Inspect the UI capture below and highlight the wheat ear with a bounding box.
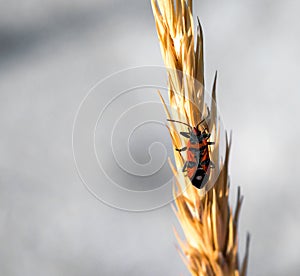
[151,1,250,275]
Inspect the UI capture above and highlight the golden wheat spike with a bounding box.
[151,1,250,275]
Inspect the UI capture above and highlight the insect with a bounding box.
[167,114,214,189]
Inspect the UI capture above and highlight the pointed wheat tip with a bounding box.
[237,186,241,201]
[212,71,218,93]
[241,233,251,276]
[196,16,203,35]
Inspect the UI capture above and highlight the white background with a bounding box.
[0,0,299,275]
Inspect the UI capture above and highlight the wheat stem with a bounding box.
[151,1,250,275]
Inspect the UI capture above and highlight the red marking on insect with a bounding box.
[168,112,214,189]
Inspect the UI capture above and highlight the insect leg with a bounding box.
[182,162,188,172]
[176,147,187,152]
[202,133,211,139]
[182,161,197,172]
[180,132,190,138]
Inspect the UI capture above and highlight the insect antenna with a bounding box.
[196,108,211,129]
[167,119,192,129]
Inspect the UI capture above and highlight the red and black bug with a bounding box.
[168,115,214,189]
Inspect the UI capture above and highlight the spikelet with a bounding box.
[151,1,250,275]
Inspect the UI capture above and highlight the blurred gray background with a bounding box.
[0,0,300,275]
